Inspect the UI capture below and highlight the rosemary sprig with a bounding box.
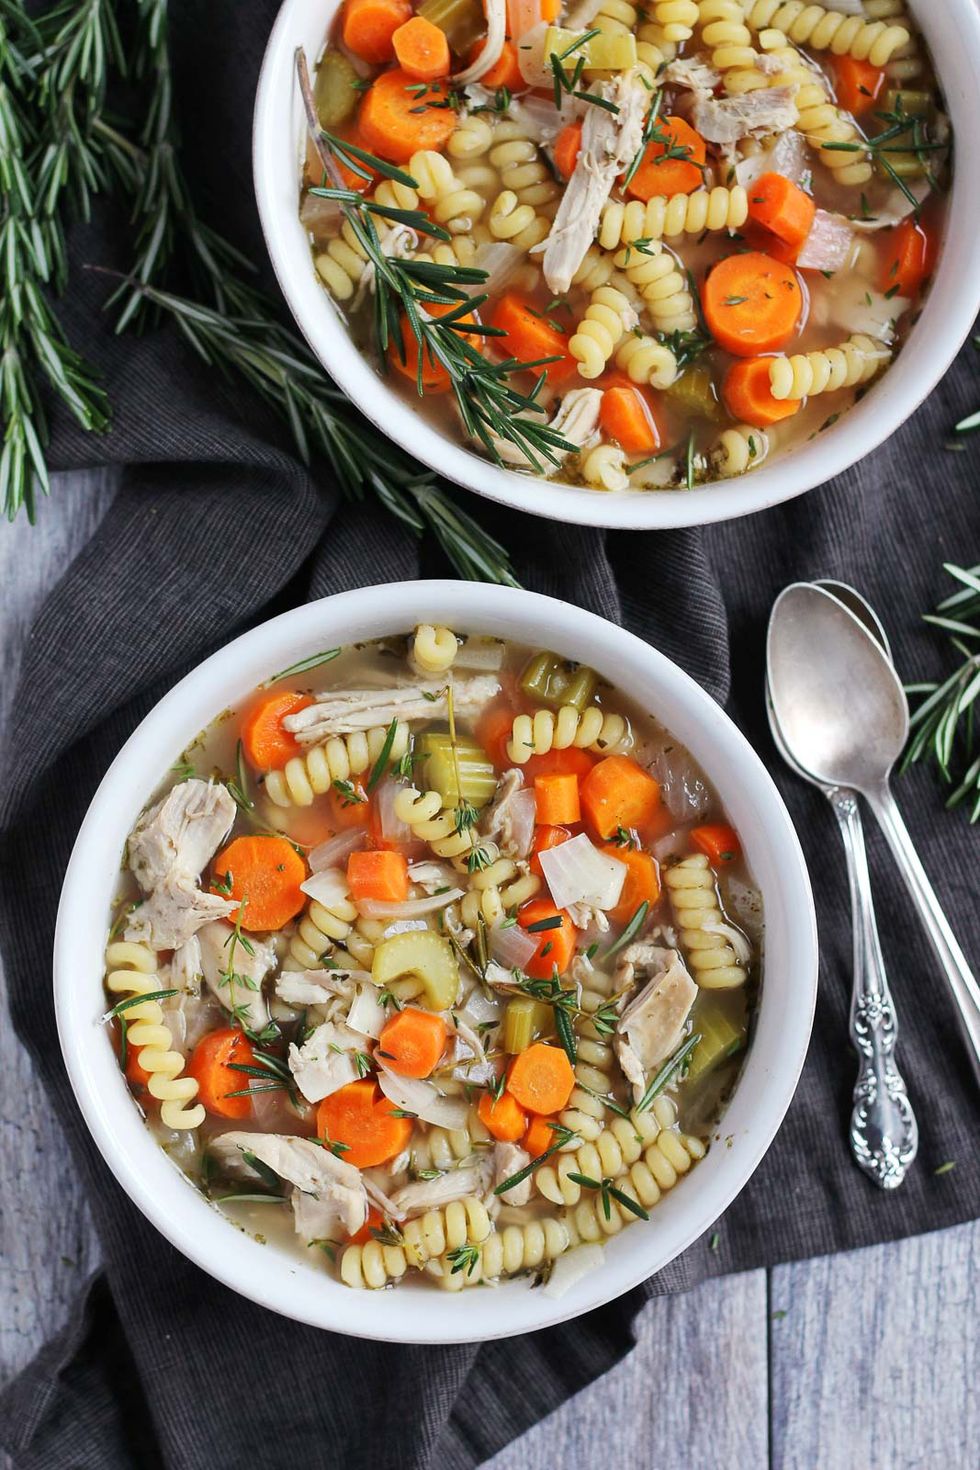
[567,1172,650,1222]
[635,1032,701,1113]
[493,1122,578,1194]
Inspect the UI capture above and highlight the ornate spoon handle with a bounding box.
[828,787,918,1189]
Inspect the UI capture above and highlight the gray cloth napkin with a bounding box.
[1,3,978,1466]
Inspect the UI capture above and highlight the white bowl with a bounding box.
[253,0,980,530]
[56,582,816,1342]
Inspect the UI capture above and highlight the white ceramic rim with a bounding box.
[252,0,980,530]
[55,582,817,1342]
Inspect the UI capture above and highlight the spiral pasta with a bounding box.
[615,333,679,389]
[448,113,495,162]
[614,240,697,333]
[601,186,748,250]
[582,445,629,492]
[488,188,551,252]
[741,1,909,66]
[488,122,560,211]
[283,883,377,971]
[506,705,633,764]
[709,424,769,476]
[536,1103,673,1204]
[394,787,475,859]
[762,40,872,184]
[664,853,748,988]
[415,1112,492,1171]
[572,246,617,293]
[411,236,479,270]
[409,149,485,234]
[313,178,421,301]
[562,1130,707,1242]
[570,285,637,380]
[410,623,458,674]
[434,1218,571,1288]
[698,0,761,81]
[768,334,890,399]
[863,0,920,80]
[340,1197,492,1287]
[264,722,410,807]
[105,942,205,1130]
[460,857,541,927]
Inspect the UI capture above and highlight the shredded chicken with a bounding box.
[664,57,719,99]
[408,860,458,893]
[493,1143,532,1206]
[485,387,603,467]
[389,1161,492,1217]
[283,676,500,743]
[196,919,275,1033]
[208,1132,368,1239]
[275,968,360,1007]
[734,129,809,189]
[614,944,697,1102]
[124,779,237,949]
[125,877,235,951]
[567,901,610,933]
[288,1020,367,1103]
[482,769,535,858]
[692,87,799,145]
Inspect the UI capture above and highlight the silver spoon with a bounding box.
[767,583,916,1188]
[768,583,980,1095]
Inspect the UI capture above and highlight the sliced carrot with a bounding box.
[627,115,706,200]
[602,845,660,926]
[523,1112,561,1156]
[317,1079,412,1167]
[347,848,409,903]
[722,358,802,428]
[359,68,456,163]
[581,755,661,840]
[540,0,561,16]
[834,54,886,117]
[389,299,477,392]
[211,835,307,931]
[241,691,313,771]
[478,1088,527,1142]
[393,16,451,80]
[530,823,573,877]
[533,772,581,827]
[469,37,525,92]
[746,172,816,249]
[507,1042,575,1115]
[348,1205,383,1245]
[600,384,661,455]
[377,1007,447,1078]
[305,133,375,195]
[701,251,803,357]
[477,701,519,770]
[325,779,371,831]
[490,293,576,384]
[554,120,583,181]
[742,222,800,266]
[690,823,742,865]
[879,218,936,298]
[342,0,411,64]
[517,898,576,978]
[521,746,597,782]
[187,1028,256,1120]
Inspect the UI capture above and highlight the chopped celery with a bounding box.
[418,0,485,52]
[875,91,935,180]
[314,49,360,129]
[372,931,459,1011]
[543,26,638,73]
[417,732,498,808]
[665,366,723,423]
[519,651,598,711]
[687,1004,746,1081]
[503,997,553,1054]
[883,89,933,118]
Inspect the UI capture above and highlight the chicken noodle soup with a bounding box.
[298,1,948,492]
[106,627,762,1290]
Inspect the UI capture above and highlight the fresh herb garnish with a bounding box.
[635,1032,702,1113]
[265,649,342,683]
[567,1172,650,1221]
[493,1123,578,1194]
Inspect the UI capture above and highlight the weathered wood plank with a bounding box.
[0,470,117,1384]
[770,1220,980,1470]
[484,1269,770,1470]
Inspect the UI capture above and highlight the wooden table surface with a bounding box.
[1,470,976,1470]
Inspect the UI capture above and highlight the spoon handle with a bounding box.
[866,783,980,1084]
[828,788,918,1188]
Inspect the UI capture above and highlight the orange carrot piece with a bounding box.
[722,358,802,428]
[834,54,886,117]
[389,299,477,392]
[124,1037,152,1089]
[530,823,573,877]
[325,779,371,831]
[741,222,800,266]
[211,835,307,931]
[580,755,661,840]
[533,772,581,827]
[879,218,935,298]
[317,1080,413,1167]
[517,898,576,978]
[523,1112,561,1156]
[469,37,525,92]
[602,845,660,926]
[490,293,576,383]
[540,0,561,16]
[627,115,706,200]
[347,848,409,903]
[393,16,451,80]
[377,1007,447,1078]
[187,1028,256,1120]
[522,745,597,782]
[746,172,816,249]
[600,385,661,455]
[554,120,583,180]
[342,0,411,64]
[690,823,742,865]
[701,252,803,356]
[478,1088,527,1142]
[477,701,519,770]
[348,1205,383,1245]
[305,133,375,195]
[241,691,313,771]
[359,68,456,163]
[507,1042,575,1115]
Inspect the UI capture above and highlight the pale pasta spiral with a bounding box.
[763,41,872,184]
[283,883,377,971]
[434,1218,571,1288]
[409,149,485,234]
[411,236,479,269]
[313,179,420,301]
[447,113,495,161]
[410,623,458,674]
[742,1,909,66]
[264,722,410,807]
[570,285,637,380]
[536,1103,672,1204]
[601,186,748,249]
[664,854,748,988]
[559,1048,618,1144]
[614,241,697,333]
[506,705,633,764]
[460,857,541,927]
[582,444,630,492]
[572,246,617,293]
[562,1130,707,1242]
[768,334,890,399]
[341,1197,492,1287]
[414,1111,491,1171]
[863,1,920,80]
[710,424,769,476]
[698,0,760,79]
[615,333,679,389]
[394,787,475,859]
[488,123,560,211]
[488,189,551,252]
[105,942,205,1130]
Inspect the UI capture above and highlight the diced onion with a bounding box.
[377,1064,470,1129]
[645,748,710,820]
[452,0,507,85]
[376,777,415,847]
[489,920,539,970]
[300,867,349,905]
[473,242,527,295]
[497,787,536,859]
[516,21,551,87]
[543,1243,606,1298]
[539,833,627,911]
[308,828,366,873]
[358,889,466,919]
[346,983,387,1039]
[796,210,853,273]
[454,637,506,672]
[735,129,809,189]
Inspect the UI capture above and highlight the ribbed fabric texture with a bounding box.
[1,3,978,1465]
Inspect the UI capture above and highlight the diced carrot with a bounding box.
[879,218,936,298]
[389,300,477,392]
[746,172,816,249]
[533,772,581,827]
[342,0,411,64]
[834,54,886,117]
[580,755,661,840]
[521,746,597,782]
[124,1037,151,1089]
[517,898,576,978]
[325,779,371,831]
[478,1087,527,1142]
[554,120,583,181]
[626,115,706,200]
[507,1042,575,1115]
[602,845,660,925]
[530,823,574,877]
[741,222,800,266]
[317,1080,413,1167]
[476,701,518,771]
[348,1205,383,1245]
[540,0,561,15]
[305,133,375,195]
[690,823,742,865]
[359,68,456,163]
[376,1007,447,1078]
[490,293,576,384]
[393,16,451,80]
[210,835,307,931]
[523,1112,561,1156]
[722,358,802,428]
[701,252,803,356]
[347,848,409,903]
[600,385,661,455]
[187,1028,256,1120]
[241,691,313,771]
[469,37,525,92]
